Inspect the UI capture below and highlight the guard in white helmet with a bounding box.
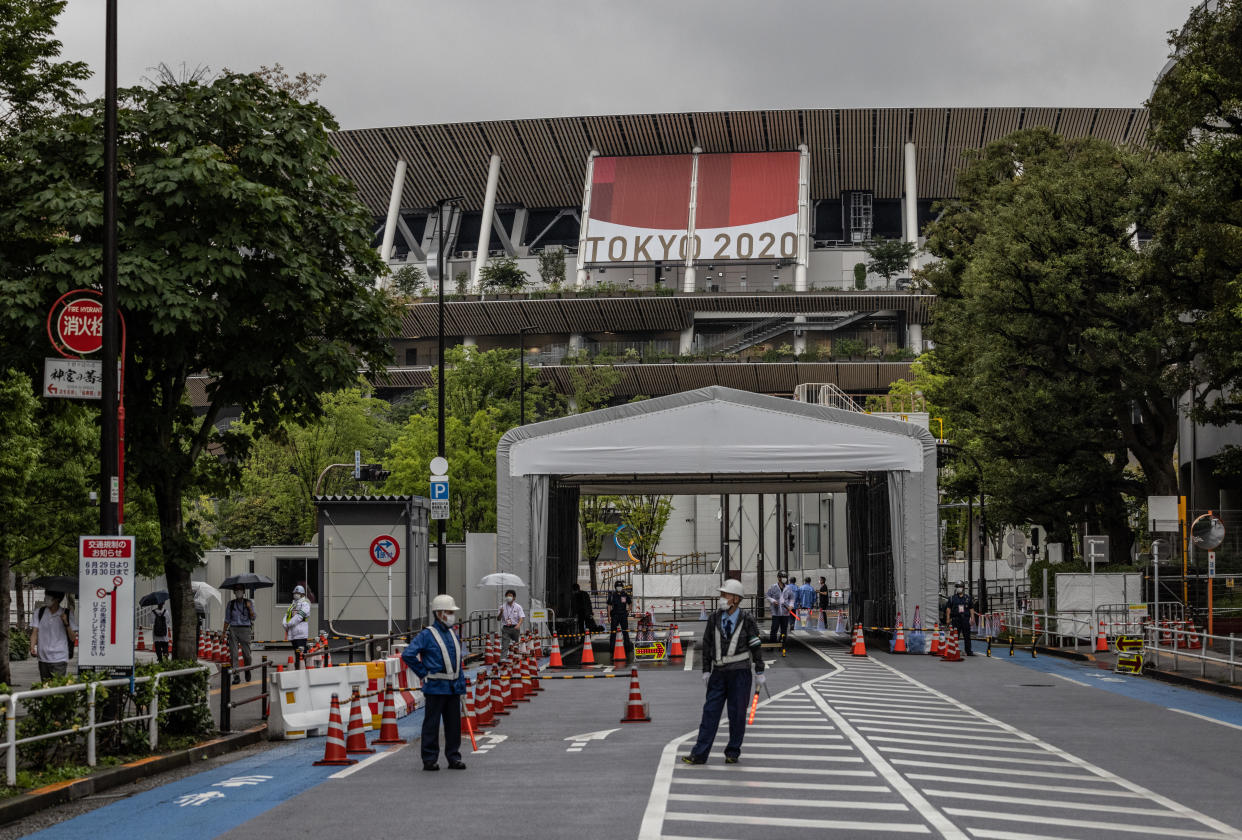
[402,594,468,771]
[282,585,312,663]
[682,579,765,765]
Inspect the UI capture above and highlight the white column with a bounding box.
[679,326,695,355]
[576,152,598,288]
[795,145,810,292]
[903,142,918,275]
[907,322,922,353]
[471,154,502,294]
[378,159,407,282]
[683,147,702,293]
[793,318,807,354]
[462,336,477,348]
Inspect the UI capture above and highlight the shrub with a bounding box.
[454,270,470,295]
[536,247,566,287]
[480,257,529,292]
[390,264,427,297]
[9,628,29,661]
[853,263,867,290]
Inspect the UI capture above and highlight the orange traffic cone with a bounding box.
[942,627,962,662]
[374,685,407,745]
[490,665,508,716]
[197,633,207,660]
[580,631,596,666]
[313,693,357,766]
[515,657,532,701]
[474,672,495,727]
[612,629,627,663]
[850,623,867,656]
[533,633,543,659]
[527,655,541,693]
[669,624,684,659]
[459,679,478,735]
[1095,620,1108,653]
[501,664,516,709]
[344,688,375,754]
[548,633,564,669]
[619,667,651,723]
[136,626,146,651]
[892,615,907,654]
[929,622,941,656]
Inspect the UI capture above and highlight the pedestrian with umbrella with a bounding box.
[220,574,273,685]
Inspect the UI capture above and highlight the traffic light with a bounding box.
[357,463,390,482]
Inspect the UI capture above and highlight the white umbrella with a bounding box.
[477,573,526,588]
[191,581,223,607]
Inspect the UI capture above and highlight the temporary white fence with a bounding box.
[0,665,209,786]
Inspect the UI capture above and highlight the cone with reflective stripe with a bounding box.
[197,632,207,660]
[474,671,495,727]
[612,629,627,663]
[490,665,508,716]
[1094,620,1108,653]
[816,609,826,631]
[548,632,564,669]
[619,667,651,723]
[500,664,516,709]
[580,630,596,666]
[374,684,407,745]
[892,615,907,653]
[459,678,479,734]
[136,626,146,651]
[533,633,543,659]
[850,623,867,656]
[344,688,375,754]
[516,657,532,701]
[941,627,962,662]
[834,611,845,633]
[929,622,941,655]
[668,624,684,659]
[313,693,357,766]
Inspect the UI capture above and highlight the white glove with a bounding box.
[702,671,710,682]
[756,673,766,685]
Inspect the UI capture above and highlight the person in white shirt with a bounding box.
[30,591,78,682]
[282,584,313,663]
[497,589,525,651]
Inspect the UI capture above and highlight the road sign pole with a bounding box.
[388,566,393,635]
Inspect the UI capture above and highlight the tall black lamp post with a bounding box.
[101,0,119,536]
[435,195,462,596]
[518,325,535,425]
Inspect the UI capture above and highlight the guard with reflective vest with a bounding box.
[683,579,766,765]
[402,594,468,771]
[944,583,977,657]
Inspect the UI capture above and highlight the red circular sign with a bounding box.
[57,298,103,355]
[370,535,400,567]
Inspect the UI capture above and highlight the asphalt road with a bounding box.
[9,630,1242,840]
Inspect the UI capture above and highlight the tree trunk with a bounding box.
[14,572,24,630]
[155,478,199,661]
[588,555,598,591]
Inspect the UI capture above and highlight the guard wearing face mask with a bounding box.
[606,581,633,659]
[683,579,765,765]
[945,583,977,656]
[402,594,468,771]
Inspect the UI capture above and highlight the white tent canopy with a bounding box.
[496,386,938,619]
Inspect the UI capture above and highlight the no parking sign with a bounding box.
[369,535,400,567]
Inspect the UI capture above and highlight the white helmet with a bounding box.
[719,579,745,598]
[430,594,458,612]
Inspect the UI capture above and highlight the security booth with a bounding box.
[313,494,432,637]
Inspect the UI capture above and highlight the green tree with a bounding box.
[536,247,566,288]
[613,495,673,572]
[579,495,618,590]
[923,128,1199,560]
[852,262,867,290]
[479,256,529,293]
[564,361,622,414]
[0,73,398,658]
[864,237,917,288]
[391,265,428,298]
[0,0,88,136]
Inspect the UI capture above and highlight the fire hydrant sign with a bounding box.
[79,536,136,669]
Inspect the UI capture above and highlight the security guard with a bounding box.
[402,594,468,770]
[765,571,797,643]
[606,580,633,658]
[945,583,978,656]
[683,579,765,765]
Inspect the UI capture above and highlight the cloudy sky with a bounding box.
[54,1,1194,130]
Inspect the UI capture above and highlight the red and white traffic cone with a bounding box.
[942,627,962,662]
[312,694,357,766]
[490,665,508,717]
[668,624,684,659]
[580,630,596,666]
[374,685,407,745]
[548,633,564,669]
[500,664,516,710]
[929,622,941,656]
[474,671,495,727]
[533,633,543,660]
[892,614,907,654]
[1095,620,1108,653]
[515,657,532,702]
[459,679,478,735]
[527,655,542,693]
[619,667,651,723]
[344,688,375,754]
[136,626,146,651]
[612,629,627,663]
[850,623,867,656]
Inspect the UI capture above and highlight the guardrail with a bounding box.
[0,666,209,786]
[1143,624,1242,684]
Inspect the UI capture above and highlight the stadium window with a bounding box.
[803,522,820,555]
[276,556,317,604]
[404,347,418,366]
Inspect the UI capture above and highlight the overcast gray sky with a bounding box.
[54,1,1194,130]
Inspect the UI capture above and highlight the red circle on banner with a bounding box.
[57,298,104,355]
[370,535,400,567]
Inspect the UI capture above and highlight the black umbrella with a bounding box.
[220,573,274,591]
[29,575,79,597]
[139,591,170,607]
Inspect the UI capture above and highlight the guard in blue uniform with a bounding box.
[683,579,765,765]
[945,583,977,656]
[402,594,468,770]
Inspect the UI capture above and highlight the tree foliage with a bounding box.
[0,0,88,136]
[0,73,398,657]
[536,247,566,287]
[864,237,917,285]
[479,256,529,293]
[613,495,673,572]
[579,495,618,590]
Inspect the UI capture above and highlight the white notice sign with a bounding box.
[44,357,103,400]
[79,536,136,669]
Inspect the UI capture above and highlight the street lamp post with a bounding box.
[435,195,462,596]
[518,325,535,425]
[938,444,988,613]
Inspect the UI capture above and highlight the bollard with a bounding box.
[221,665,232,732]
[261,659,270,720]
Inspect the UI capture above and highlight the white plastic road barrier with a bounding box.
[268,663,368,740]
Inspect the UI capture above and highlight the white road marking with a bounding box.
[746,723,836,730]
[683,649,694,671]
[890,760,1107,781]
[1169,708,1242,732]
[904,773,1145,798]
[875,747,1069,767]
[841,717,1004,733]
[677,751,863,763]
[1052,673,1089,687]
[943,808,1231,838]
[663,812,931,833]
[668,792,909,811]
[718,742,854,750]
[857,727,1022,743]
[328,744,403,778]
[670,777,889,793]
[925,788,1197,817]
[746,732,843,739]
[690,765,878,777]
[867,737,1048,755]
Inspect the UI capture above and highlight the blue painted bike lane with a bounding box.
[27,707,426,840]
[1002,652,1242,727]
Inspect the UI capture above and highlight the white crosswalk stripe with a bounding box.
[640,638,1242,840]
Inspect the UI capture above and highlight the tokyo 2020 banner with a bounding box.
[581,151,800,264]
